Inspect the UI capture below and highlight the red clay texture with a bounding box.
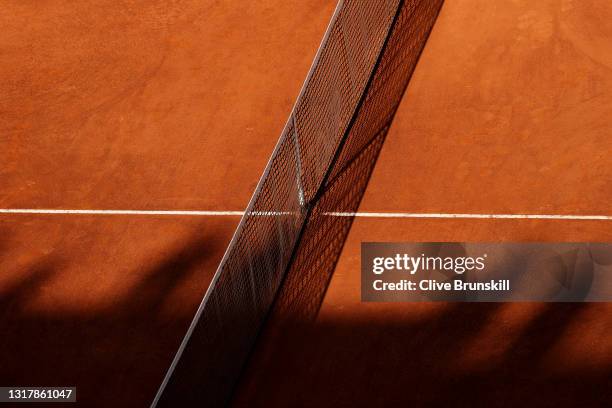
[233,1,612,407]
[0,1,335,407]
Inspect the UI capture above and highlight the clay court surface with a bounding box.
[1,1,336,406]
[1,0,611,407]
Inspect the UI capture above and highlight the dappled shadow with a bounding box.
[0,228,226,408]
[232,302,612,407]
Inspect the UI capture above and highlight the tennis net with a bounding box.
[153,0,443,406]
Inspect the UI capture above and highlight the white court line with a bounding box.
[0,209,244,216]
[327,212,612,220]
[0,208,610,220]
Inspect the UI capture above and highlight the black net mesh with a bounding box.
[153,1,444,406]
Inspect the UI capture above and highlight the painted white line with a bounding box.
[326,212,612,220]
[0,209,244,216]
[0,208,610,220]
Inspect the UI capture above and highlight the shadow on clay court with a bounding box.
[1,221,610,408]
[0,227,225,407]
[233,300,611,407]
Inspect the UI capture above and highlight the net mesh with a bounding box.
[153,0,444,406]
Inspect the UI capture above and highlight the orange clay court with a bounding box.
[1,1,611,407]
